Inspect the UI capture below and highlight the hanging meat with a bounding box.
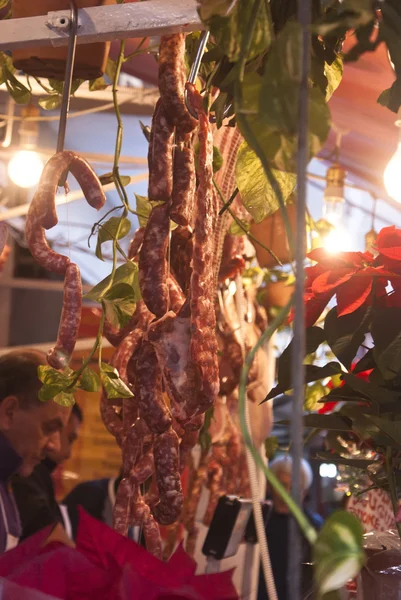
[25,151,106,369]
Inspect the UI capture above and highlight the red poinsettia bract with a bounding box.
[302,225,401,327]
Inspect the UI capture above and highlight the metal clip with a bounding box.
[184,30,232,123]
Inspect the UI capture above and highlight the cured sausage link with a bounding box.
[152,429,183,525]
[138,202,170,318]
[170,134,195,227]
[47,262,82,370]
[158,34,197,134]
[33,151,106,230]
[26,206,70,274]
[148,99,174,202]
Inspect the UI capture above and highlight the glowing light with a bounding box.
[8,150,44,189]
[319,463,338,479]
[323,226,352,254]
[384,141,401,204]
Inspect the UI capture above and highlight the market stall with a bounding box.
[0,2,400,600]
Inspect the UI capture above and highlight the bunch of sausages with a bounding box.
[100,33,221,557]
[25,151,106,369]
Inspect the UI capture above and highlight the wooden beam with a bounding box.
[0,0,203,51]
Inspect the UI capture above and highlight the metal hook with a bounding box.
[184,30,233,123]
[56,0,78,155]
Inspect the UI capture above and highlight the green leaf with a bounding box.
[235,142,296,223]
[199,407,214,452]
[100,363,133,399]
[99,172,131,187]
[194,144,224,174]
[84,261,138,302]
[277,326,327,385]
[324,305,371,369]
[79,367,100,393]
[371,307,401,382]
[325,57,343,101]
[89,76,109,91]
[264,436,279,460]
[199,0,272,63]
[304,381,328,412]
[342,372,401,405]
[303,414,353,431]
[229,217,250,236]
[95,216,131,261]
[314,511,365,597]
[266,362,342,401]
[54,391,75,407]
[47,79,64,94]
[5,73,31,104]
[363,415,401,448]
[316,452,376,470]
[38,95,62,111]
[135,194,155,228]
[139,120,151,142]
[102,282,137,329]
[105,58,117,82]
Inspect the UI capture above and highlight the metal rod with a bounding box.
[56,0,78,154]
[289,1,311,599]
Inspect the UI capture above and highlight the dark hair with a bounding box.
[72,402,83,423]
[0,350,46,409]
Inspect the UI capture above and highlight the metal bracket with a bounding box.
[0,0,202,51]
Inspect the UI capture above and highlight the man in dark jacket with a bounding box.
[12,403,83,541]
[0,350,71,553]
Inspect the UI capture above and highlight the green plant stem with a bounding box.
[219,186,239,216]
[238,297,317,545]
[385,446,401,542]
[213,179,282,266]
[234,0,295,259]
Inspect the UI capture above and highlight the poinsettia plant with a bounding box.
[266,225,401,540]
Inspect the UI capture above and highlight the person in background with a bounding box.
[257,455,323,600]
[0,350,71,553]
[62,468,125,540]
[12,403,83,542]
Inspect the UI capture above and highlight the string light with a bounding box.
[7,104,44,189]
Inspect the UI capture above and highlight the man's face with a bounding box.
[271,470,306,514]
[1,397,71,476]
[47,412,81,465]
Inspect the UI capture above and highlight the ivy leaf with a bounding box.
[47,79,64,94]
[100,362,133,399]
[84,261,138,302]
[95,216,131,261]
[89,76,109,91]
[235,142,296,223]
[54,392,76,407]
[198,0,272,63]
[229,217,250,236]
[194,144,224,174]
[102,282,137,329]
[135,194,157,228]
[264,436,279,460]
[325,57,343,101]
[99,172,130,187]
[304,381,327,412]
[38,365,71,388]
[79,367,100,393]
[5,72,31,104]
[139,121,151,142]
[38,95,62,111]
[105,58,117,82]
[314,511,365,597]
[199,407,214,451]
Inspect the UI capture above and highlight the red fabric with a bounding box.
[0,510,238,599]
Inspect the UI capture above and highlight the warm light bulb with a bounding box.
[384,141,401,204]
[8,150,44,188]
[323,226,352,254]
